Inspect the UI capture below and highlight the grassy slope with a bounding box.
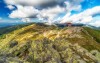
[0,24,100,52]
[84,27,100,43]
[0,23,33,35]
[67,27,100,52]
[0,23,100,63]
[0,23,34,39]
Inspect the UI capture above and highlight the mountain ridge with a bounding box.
[0,23,100,63]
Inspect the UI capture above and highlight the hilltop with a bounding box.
[0,23,100,63]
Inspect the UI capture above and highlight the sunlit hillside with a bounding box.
[0,23,100,63]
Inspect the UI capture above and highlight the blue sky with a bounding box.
[0,0,100,27]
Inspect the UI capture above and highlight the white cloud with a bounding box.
[4,0,100,27]
[5,0,50,6]
[80,16,93,23]
[6,5,15,10]
[9,5,65,23]
[5,0,66,23]
[61,6,100,24]
[65,0,84,12]
[21,18,31,22]
[4,0,65,7]
[89,21,100,27]
[9,5,39,18]
[38,5,66,25]
[5,0,85,24]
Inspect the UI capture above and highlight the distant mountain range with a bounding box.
[86,24,100,30]
[0,22,100,30]
[56,23,100,30]
[0,22,25,28]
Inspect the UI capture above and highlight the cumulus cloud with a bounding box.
[65,0,84,11]
[9,5,65,24]
[5,0,85,24]
[6,5,15,10]
[4,0,67,23]
[9,5,39,18]
[61,6,100,24]
[37,5,66,25]
[89,21,100,27]
[4,0,100,27]
[4,0,65,8]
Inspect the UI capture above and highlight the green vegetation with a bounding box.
[84,27,100,43]
[0,23,33,36]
